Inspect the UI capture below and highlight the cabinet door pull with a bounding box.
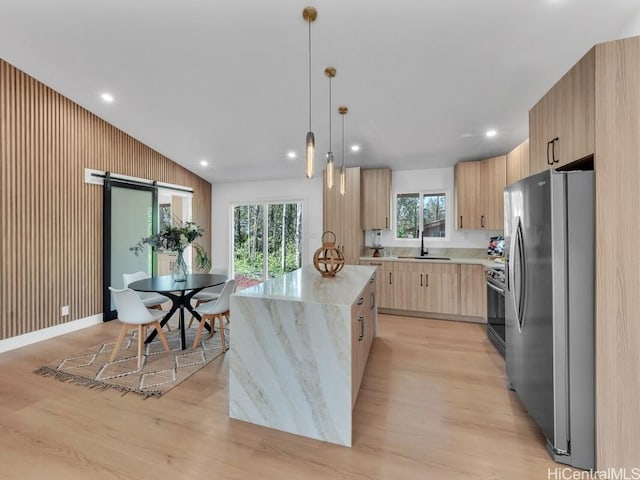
[358,315,364,341]
[389,272,392,285]
[551,137,559,163]
[459,216,463,229]
[481,215,485,228]
[420,273,423,287]
[370,262,382,266]
[546,140,553,165]
[357,296,364,306]
[370,291,375,309]
[369,276,375,284]
[385,216,389,229]
[426,273,429,287]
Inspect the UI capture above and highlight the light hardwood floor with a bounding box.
[0,314,565,480]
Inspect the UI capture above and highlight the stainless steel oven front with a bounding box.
[486,267,506,357]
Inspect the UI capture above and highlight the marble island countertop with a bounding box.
[234,264,377,306]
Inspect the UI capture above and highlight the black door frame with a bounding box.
[102,172,158,321]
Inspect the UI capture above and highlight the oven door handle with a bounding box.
[486,282,505,296]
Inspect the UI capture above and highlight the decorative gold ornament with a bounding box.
[313,231,345,278]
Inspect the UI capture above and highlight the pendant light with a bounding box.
[338,106,348,195]
[303,6,317,179]
[325,67,336,189]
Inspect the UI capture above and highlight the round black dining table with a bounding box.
[128,273,227,350]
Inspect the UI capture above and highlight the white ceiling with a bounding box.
[1,1,639,184]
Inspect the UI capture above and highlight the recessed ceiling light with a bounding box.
[350,144,361,152]
[100,92,114,103]
[485,129,497,138]
[200,160,209,167]
[287,151,297,159]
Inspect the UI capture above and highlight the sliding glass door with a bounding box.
[232,202,302,288]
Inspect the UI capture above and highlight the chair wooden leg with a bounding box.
[208,314,218,337]
[192,315,209,349]
[152,321,171,353]
[109,323,130,362]
[137,325,145,369]
[218,315,227,351]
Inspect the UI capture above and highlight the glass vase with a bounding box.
[172,249,188,282]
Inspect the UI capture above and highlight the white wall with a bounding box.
[622,9,640,37]
[368,167,502,250]
[211,177,324,273]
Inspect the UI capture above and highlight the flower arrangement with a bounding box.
[130,220,211,271]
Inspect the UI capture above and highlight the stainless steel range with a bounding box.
[486,264,505,356]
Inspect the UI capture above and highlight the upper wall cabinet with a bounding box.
[361,168,392,230]
[529,48,595,175]
[323,167,363,265]
[479,155,507,230]
[455,156,506,230]
[506,139,530,186]
[454,161,481,230]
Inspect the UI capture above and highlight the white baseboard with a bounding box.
[0,314,104,353]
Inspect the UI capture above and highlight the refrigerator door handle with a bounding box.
[510,216,526,333]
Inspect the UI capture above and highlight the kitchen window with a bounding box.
[396,192,447,239]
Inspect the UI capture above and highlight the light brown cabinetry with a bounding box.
[351,273,376,407]
[460,264,486,319]
[479,155,506,230]
[323,167,363,264]
[359,260,393,308]
[393,262,460,315]
[529,48,595,175]
[526,36,640,469]
[455,156,506,230]
[361,168,392,230]
[454,161,481,229]
[506,139,530,186]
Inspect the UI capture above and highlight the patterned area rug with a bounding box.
[35,325,228,398]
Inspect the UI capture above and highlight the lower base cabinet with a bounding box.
[361,260,485,320]
[351,273,376,407]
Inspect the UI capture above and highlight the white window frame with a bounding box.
[394,190,450,241]
[229,199,305,282]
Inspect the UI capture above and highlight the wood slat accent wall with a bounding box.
[0,59,211,340]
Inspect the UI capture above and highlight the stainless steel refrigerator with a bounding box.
[504,169,594,470]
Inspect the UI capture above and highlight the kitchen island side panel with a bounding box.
[229,295,353,446]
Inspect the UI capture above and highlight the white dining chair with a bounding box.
[109,287,171,368]
[191,279,237,350]
[188,268,227,328]
[123,271,171,331]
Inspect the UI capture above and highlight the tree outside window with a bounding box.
[396,192,446,239]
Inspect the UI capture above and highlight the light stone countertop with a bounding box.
[234,264,376,306]
[359,256,503,268]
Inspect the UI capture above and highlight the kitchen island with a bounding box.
[229,265,377,446]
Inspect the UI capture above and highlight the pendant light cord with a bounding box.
[341,114,345,168]
[328,76,332,148]
[308,19,312,131]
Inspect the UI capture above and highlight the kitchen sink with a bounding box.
[397,255,451,261]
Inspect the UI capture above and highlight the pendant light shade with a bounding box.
[303,7,317,179]
[325,67,336,189]
[306,131,315,179]
[338,106,348,196]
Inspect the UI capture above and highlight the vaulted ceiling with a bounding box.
[1,0,638,183]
